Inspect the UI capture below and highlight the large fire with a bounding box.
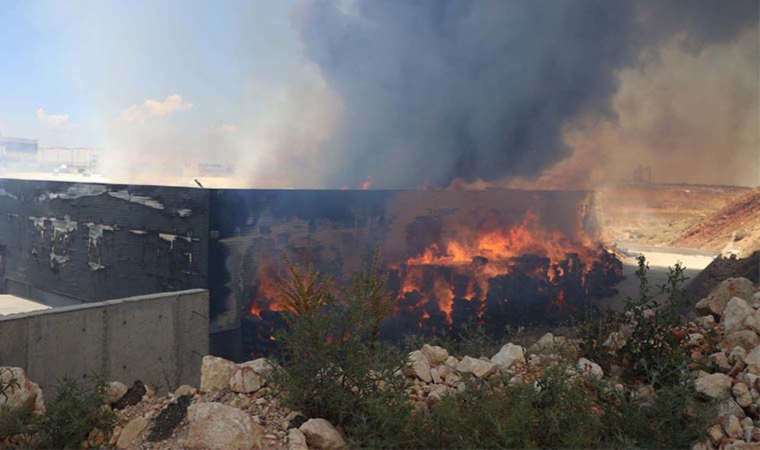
[393,209,606,326]
[246,206,622,349]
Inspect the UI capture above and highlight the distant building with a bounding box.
[0,136,39,161]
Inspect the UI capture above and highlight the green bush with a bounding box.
[36,377,115,449]
[272,255,412,448]
[274,255,711,449]
[405,365,603,449]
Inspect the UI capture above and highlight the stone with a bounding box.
[404,350,432,383]
[732,347,750,364]
[708,423,726,445]
[726,415,745,439]
[444,356,459,368]
[116,416,148,449]
[721,331,760,352]
[688,333,705,345]
[174,384,197,397]
[724,297,754,333]
[300,418,347,450]
[698,278,756,316]
[718,398,747,419]
[288,428,309,450]
[491,343,526,370]
[0,367,45,414]
[187,402,263,450]
[427,384,449,403]
[745,346,760,367]
[602,332,626,352]
[711,352,732,372]
[698,315,717,328]
[421,344,449,366]
[230,361,268,393]
[444,370,461,386]
[577,358,604,379]
[746,314,760,334]
[104,381,128,405]
[695,372,733,399]
[529,333,571,353]
[430,367,442,384]
[734,382,753,408]
[457,356,497,378]
[741,417,754,431]
[200,355,237,392]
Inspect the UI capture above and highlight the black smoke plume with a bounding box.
[295,0,757,188]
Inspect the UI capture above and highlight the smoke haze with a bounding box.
[285,0,758,188]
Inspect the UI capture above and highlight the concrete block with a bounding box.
[0,318,28,368]
[176,290,209,387]
[106,295,178,392]
[26,307,105,390]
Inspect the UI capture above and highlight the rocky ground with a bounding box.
[3,277,760,449]
[595,183,752,252]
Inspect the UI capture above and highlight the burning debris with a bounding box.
[242,203,624,356]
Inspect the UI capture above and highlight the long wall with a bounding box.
[0,179,209,303]
[0,289,209,392]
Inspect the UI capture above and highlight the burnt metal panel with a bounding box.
[0,179,209,303]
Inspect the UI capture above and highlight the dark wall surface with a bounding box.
[0,179,209,303]
[206,189,597,340]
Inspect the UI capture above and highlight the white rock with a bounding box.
[697,315,716,328]
[174,384,197,397]
[491,343,525,370]
[698,278,755,316]
[427,384,449,403]
[688,333,704,345]
[731,346,749,364]
[288,428,309,450]
[603,332,626,352]
[577,358,604,379]
[733,382,753,408]
[404,350,432,383]
[0,367,45,414]
[745,345,760,367]
[104,381,128,405]
[744,313,760,334]
[421,344,449,366]
[724,297,753,333]
[721,331,760,351]
[444,356,460,368]
[117,416,148,449]
[710,352,732,372]
[695,373,733,400]
[707,423,725,445]
[300,418,347,450]
[230,360,269,393]
[430,367,442,384]
[717,398,746,419]
[530,333,569,353]
[724,414,744,439]
[457,356,497,378]
[187,402,263,450]
[200,355,237,392]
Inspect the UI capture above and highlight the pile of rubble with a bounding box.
[689,277,760,450]
[2,276,759,449]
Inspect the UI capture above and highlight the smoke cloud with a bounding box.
[290,0,758,188]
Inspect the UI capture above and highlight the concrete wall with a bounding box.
[0,289,208,392]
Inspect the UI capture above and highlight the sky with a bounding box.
[0,0,300,149]
[0,1,758,188]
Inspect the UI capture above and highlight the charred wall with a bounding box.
[0,179,209,303]
[207,189,605,358]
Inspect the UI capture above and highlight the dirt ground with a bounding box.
[595,183,756,255]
